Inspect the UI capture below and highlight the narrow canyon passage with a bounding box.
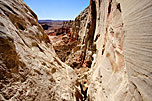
[39,19,90,100]
[0,0,152,101]
[38,1,97,100]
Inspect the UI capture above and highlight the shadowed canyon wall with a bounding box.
[0,0,152,101]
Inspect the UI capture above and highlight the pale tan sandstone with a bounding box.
[87,0,152,101]
[0,0,77,100]
[66,0,152,100]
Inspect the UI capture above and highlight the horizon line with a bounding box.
[38,18,75,20]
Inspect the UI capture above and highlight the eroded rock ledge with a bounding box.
[0,0,152,101]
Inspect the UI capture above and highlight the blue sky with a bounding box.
[24,0,89,20]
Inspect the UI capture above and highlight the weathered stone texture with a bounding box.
[0,0,76,100]
[87,0,152,101]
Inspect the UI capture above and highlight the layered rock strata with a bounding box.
[0,0,77,100]
[69,0,152,100]
[75,0,152,100]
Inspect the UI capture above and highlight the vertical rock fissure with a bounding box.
[80,83,88,101]
[81,0,97,66]
[75,0,97,100]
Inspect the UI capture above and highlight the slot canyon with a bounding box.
[0,0,152,101]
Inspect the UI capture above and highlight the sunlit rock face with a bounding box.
[85,0,152,101]
[0,0,77,100]
[68,0,152,100]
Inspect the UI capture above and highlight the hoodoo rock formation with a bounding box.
[0,0,152,101]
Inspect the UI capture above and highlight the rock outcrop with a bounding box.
[73,0,152,100]
[69,0,152,100]
[0,0,152,101]
[0,0,77,100]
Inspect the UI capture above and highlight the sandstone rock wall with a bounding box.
[71,7,89,41]
[86,0,152,101]
[65,7,90,68]
[0,0,77,100]
[66,0,152,100]
[67,0,152,100]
